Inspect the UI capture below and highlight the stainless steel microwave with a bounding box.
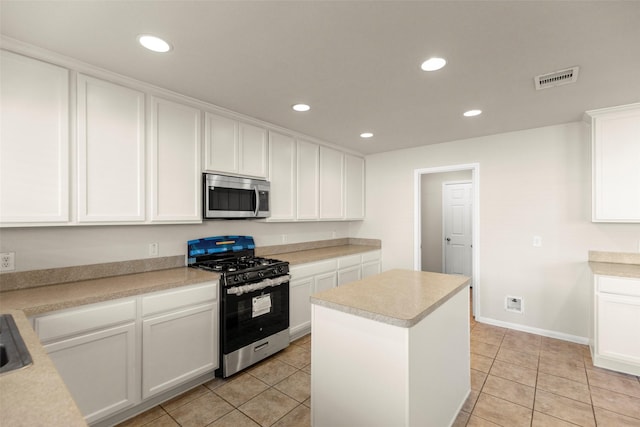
[203,173,270,219]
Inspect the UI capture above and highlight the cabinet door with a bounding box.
[345,154,365,220]
[0,50,70,224]
[77,74,145,222]
[315,271,337,293]
[203,112,238,174]
[319,146,344,220]
[239,122,268,178]
[297,139,319,220]
[150,97,201,222]
[268,131,296,221]
[338,266,361,286]
[142,303,217,399]
[591,104,640,222]
[596,293,640,364]
[362,261,382,279]
[290,276,313,337]
[44,323,139,424]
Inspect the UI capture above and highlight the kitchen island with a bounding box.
[310,269,471,427]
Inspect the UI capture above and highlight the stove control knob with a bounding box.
[258,271,265,278]
[243,273,249,281]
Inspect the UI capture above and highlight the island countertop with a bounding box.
[310,269,470,328]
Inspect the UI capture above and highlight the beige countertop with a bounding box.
[310,269,470,328]
[274,244,380,265]
[0,267,220,316]
[0,267,218,427]
[588,262,640,279]
[588,250,640,279]
[0,309,85,427]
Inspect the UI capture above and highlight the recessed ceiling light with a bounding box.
[360,132,374,139]
[292,104,311,112]
[463,109,482,117]
[138,35,172,53]
[420,57,446,71]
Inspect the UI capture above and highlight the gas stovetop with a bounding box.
[187,236,289,286]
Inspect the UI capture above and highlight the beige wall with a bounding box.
[352,121,640,340]
[0,221,351,271]
[420,170,472,273]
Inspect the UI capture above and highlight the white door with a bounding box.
[443,182,473,282]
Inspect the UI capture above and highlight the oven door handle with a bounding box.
[227,275,290,296]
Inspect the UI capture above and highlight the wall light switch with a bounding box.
[533,236,542,247]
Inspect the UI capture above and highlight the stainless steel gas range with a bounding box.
[187,236,290,377]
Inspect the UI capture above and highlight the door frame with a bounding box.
[442,180,473,277]
[414,163,480,317]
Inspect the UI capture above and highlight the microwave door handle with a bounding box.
[254,186,260,217]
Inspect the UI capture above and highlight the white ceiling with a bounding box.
[1,1,639,155]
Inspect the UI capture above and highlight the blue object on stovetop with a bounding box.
[187,235,255,265]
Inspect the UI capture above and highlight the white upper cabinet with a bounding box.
[149,97,202,222]
[240,122,268,178]
[319,146,345,220]
[0,44,366,226]
[268,131,297,221]
[77,74,145,223]
[203,113,237,173]
[588,103,640,222]
[345,154,365,220]
[297,139,320,220]
[203,112,268,178]
[0,50,70,225]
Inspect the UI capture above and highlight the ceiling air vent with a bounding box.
[534,66,579,90]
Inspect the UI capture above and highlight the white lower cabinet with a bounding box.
[34,299,139,424]
[289,260,337,339]
[141,283,217,399]
[337,254,362,286]
[289,250,381,339]
[362,250,382,278]
[33,281,218,425]
[289,276,314,340]
[592,274,640,375]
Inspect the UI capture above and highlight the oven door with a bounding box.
[221,278,289,356]
[204,174,270,219]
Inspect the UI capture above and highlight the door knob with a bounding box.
[446,237,451,242]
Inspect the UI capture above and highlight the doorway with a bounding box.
[414,163,479,317]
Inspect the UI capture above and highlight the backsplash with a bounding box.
[0,255,184,292]
[0,238,381,293]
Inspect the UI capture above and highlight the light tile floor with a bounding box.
[120,313,640,427]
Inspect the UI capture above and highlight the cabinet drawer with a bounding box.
[35,299,136,342]
[142,282,217,317]
[597,275,640,297]
[361,250,381,263]
[290,259,337,279]
[338,254,361,269]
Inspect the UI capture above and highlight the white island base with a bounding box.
[310,270,470,427]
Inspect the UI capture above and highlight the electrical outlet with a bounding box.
[532,236,542,247]
[1,252,15,271]
[148,243,159,257]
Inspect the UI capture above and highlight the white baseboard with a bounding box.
[475,316,589,345]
